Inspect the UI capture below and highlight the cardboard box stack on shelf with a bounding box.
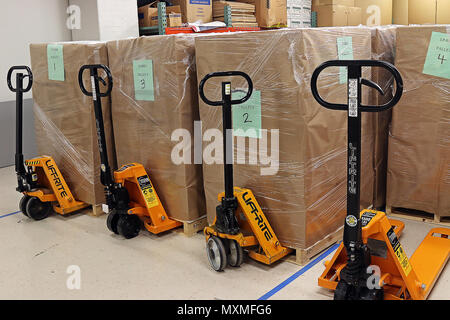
[195,27,377,250]
[106,35,206,222]
[172,0,213,23]
[393,0,450,25]
[138,3,182,27]
[355,0,392,26]
[387,25,450,219]
[29,42,116,208]
[287,0,312,27]
[213,0,258,27]
[239,0,287,27]
[312,0,361,27]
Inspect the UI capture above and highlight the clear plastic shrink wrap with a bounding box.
[106,35,206,222]
[29,42,116,206]
[195,27,375,249]
[387,25,450,218]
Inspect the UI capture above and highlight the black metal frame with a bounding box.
[7,66,34,192]
[311,59,403,298]
[199,71,253,234]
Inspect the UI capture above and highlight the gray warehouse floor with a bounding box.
[0,165,448,300]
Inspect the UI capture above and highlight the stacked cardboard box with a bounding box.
[106,35,206,222]
[312,0,361,26]
[213,0,258,27]
[239,0,287,27]
[195,27,375,249]
[393,0,450,25]
[172,0,213,23]
[29,42,116,206]
[287,0,312,27]
[355,0,392,26]
[138,3,182,27]
[387,25,450,218]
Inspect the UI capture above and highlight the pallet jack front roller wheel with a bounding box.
[206,236,228,272]
[107,212,120,234]
[117,214,141,239]
[228,239,244,267]
[19,195,31,217]
[25,196,52,221]
[334,280,351,300]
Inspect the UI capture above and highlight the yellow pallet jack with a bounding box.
[311,60,450,300]
[199,71,292,271]
[78,64,182,238]
[8,66,88,220]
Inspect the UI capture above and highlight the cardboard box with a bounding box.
[287,0,312,27]
[241,0,288,27]
[392,0,450,24]
[387,25,450,217]
[195,27,374,249]
[172,0,212,23]
[315,4,361,26]
[29,42,116,206]
[313,0,355,6]
[354,0,392,26]
[106,35,206,222]
[138,4,182,27]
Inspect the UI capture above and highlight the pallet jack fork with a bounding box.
[8,66,88,220]
[311,60,450,300]
[78,64,181,239]
[199,71,292,271]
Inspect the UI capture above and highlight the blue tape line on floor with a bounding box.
[258,242,340,300]
[0,211,20,219]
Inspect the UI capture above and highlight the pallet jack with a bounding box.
[311,60,450,300]
[199,71,292,271]
[78,64,182,239]
[8,65,89,220]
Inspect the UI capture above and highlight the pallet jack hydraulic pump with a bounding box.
[8,65,88,220]
[199,71,292,271]
[78,64,182,239]
[311,60,450,300]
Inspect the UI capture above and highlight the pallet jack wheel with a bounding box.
[334,280,351,300]
[117,214,141,239]
[228,239,244,267]
[206,236,228,272]
[19,195,31,217]
[25,196,52,221]
[107,212,120,234]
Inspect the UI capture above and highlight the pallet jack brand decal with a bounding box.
[137,175,159,208]
[242,192,273,241]
[346,215,358,227]
[361,211,377,227]
[25,160,40,166]
[45,160,68,198]
[387,227,412,276]
[348,143,357,194]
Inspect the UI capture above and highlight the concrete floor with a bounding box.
[0,165,448,300]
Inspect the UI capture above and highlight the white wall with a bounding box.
[69,0,100,41]
[0,0,72,102]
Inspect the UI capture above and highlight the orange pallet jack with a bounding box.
[311,60,450,300]
[8,66,88,220]
[199,71,292,271]
[78,64,181,238]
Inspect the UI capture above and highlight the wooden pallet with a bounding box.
[386,206,450,227]
[284,227,343,266]
[181,216,208,237]
[85,204,105,217]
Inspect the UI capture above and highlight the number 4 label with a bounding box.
[423,32,450,80]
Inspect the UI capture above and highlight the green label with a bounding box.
[47,44,64,81]
[232,90,261,139]
[133,60,154,101]
[337,37,354,84]
[423,32,450,80]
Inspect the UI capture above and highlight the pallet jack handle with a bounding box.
[199,71,253,199]
[310,60,403,252]
[78,64,114,192]
[7,66,33,190]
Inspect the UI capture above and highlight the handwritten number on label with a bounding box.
[243,113,252,123]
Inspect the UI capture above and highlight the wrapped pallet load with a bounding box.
[387,25,450,219]
[195,27,375,250]
[106,35,206,223]
[29,42,116,208]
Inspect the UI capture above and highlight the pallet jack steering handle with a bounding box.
[311,60,403,112]
[199,71,253,106]
[7,66,33,93]
[78,64,113,98]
